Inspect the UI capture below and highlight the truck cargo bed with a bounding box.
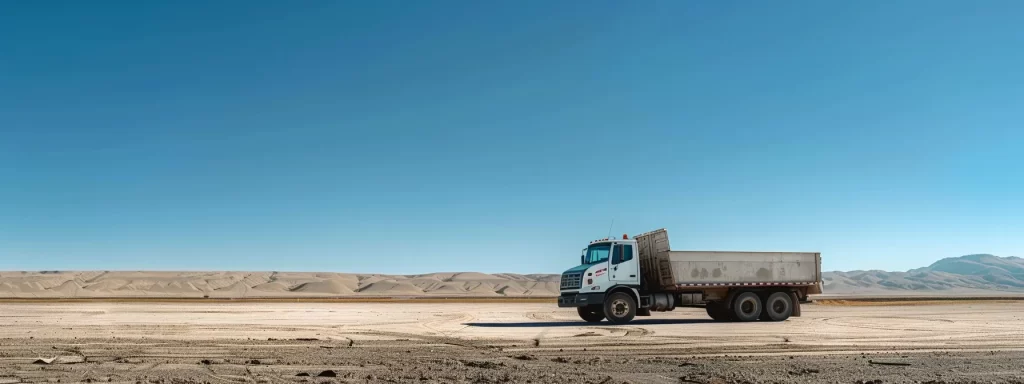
[666,251,820,286]
[634,229,822,293]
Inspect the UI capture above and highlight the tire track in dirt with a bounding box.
[818,316,979,334]
[595,326,650,337]
[527,311,556,321]
[346,329,497,349]
[421,312,475,336]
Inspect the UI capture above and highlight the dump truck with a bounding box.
[557,229,822,324]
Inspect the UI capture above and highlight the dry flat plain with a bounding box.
[1,302,1023,384]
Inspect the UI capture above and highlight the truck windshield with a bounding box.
[583,244,611,264]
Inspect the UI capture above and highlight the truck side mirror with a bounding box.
[580,256,584,265]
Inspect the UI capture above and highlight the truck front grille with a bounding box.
[560,272,582,290]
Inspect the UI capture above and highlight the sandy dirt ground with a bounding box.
[1,302,1023,383]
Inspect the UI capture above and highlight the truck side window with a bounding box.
[612,244,631,264]
[611,245,622,264]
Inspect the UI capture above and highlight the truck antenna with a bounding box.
[606,218,615,239]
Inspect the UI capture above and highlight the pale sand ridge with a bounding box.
[2,255,1022,298]
[0,271,561,298]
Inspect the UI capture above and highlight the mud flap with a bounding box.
[788,291,801,317]
[637,308,651,317]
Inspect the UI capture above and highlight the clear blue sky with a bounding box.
[2,1,1021,274]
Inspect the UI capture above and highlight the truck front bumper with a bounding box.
[557,292,605,307]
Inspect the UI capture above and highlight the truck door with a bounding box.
[609,243,640,286]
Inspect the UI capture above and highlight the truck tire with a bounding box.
[787,291,802,317]
[576,306,605,322]
[705,301,731,321]
[705,304,717,320]
[761,292,793,321]
[604,292,636,324]
[732,291,762,322]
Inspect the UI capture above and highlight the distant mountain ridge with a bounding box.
[1,254,1021,298]
[823,254,1024,295]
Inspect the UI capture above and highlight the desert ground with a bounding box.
[1,301,1023,383]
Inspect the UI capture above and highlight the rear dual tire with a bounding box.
[760,292,793,322]
[732,292,762,322]
[705,290,794,322]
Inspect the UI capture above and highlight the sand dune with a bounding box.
[0,270,561,298]
[251,281,290,292]
[2,254,1020,299]
[357,280,424,295]
[289,280,354,295]
[445,272,502,281]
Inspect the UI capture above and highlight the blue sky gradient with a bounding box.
[2,1,1021,273]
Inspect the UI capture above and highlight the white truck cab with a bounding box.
[558,235,642,320]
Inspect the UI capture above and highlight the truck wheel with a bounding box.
[576,306,605,322]
[761,292,793,321]
[604,292,636,324]
[732,291,762,322]
[705,301,731,321]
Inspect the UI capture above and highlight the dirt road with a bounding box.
[1,302,1022,383]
